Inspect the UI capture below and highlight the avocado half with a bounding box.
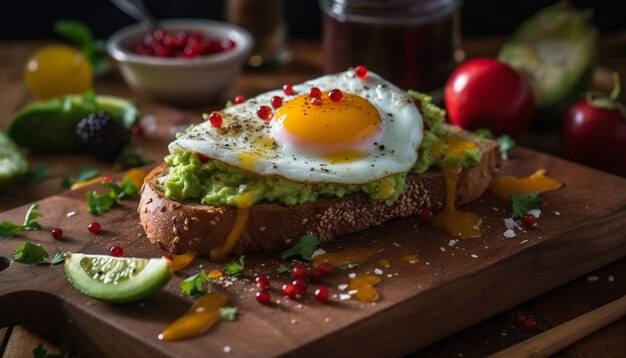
[498,4,597,122]
[6,93,137,153]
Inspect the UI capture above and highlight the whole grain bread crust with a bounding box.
[138,126,498,255]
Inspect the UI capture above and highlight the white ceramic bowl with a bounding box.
[107,19,253,106]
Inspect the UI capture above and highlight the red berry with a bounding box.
[257,106,272,121]
[522,318,537,332]
[355,65,368,78]
[419,208,433,222]
[256,290,271,305]
[318,262,333,276]
[234,95,245,104]
[311,96,323,106]
[292,278,308,292]
[523,213,537,228]
[306,267,322,283]
[282,283,298,298]
[515,314,529,325]
[51,228,63,240]
[271,96,283,109]
[131,125,144,138]
[110,246,123,257]
[101,176,114,183]
[315,287,329,303]
[328,89,343,102]
[163,254,174,261]
[88,222,101,234]
[292,264,306,279]
[308,87,321,98]
[209,112,223,128]
[283,84,294,95]
[198,154,209,163]
[256,275,270,290]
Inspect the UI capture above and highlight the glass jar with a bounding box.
[321,0,460,96]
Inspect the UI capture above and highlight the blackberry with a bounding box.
[75,112,130,160]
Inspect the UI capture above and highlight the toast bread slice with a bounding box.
[138,126,498,255]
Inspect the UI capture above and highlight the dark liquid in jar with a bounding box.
[323,10,457,92]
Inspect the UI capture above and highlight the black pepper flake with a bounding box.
[378,145,385,151]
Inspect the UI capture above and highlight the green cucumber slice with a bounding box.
[0,131,28,188]
[64,253,172,303]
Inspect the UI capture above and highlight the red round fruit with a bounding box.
[163,254,174,261]
[209,112,223,128]
[110,245,123,257]
[256,275,270,290]
[444,58,535,137]
[271,96,283,109]
[51,228,63,240]
[292,278,308,292]
[234,95,245,104]
[514,314,529,325]
[318,262,333,276]
[198,154,209,163]
[306,267,322,283]
[101,176,114,183]
[283,83,294,95]
[256,290,271,305]
[354,65,368,78]
[88,222,101,234]
[282,283,298,298]
[419,208,433,222]
[522,318,537,332]
[523,213,537,228]
[311,96,323,106]
[329,89,343,102]
[292,264,306,279]
[257,106,272,121]
[308,87,322,98]
[315,287,329,303]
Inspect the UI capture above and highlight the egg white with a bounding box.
[169,70,424,184]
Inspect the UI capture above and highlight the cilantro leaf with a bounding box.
[474,128,494,139]
[219,307,238,321]
[21,163,54,185]
[496,135,516,160]
[104,178,138,200]
[181,269,211,297]
[50,252,68,265]
[75,167,100,182]
[0,221,23,238]
[12,241,49,264]
[280,234,320,261]
[87,191,116,215]
[511,192,544,218]
[224,255,245,277]
[276,264,291,275]
[22,204,42,230]
[114,147,153,171]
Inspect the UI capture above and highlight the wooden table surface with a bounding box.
[1,34,626,357]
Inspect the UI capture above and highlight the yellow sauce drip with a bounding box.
[348,275,381,302]
[490,169,563,200]
[208,269,223,279]
[210,208,250,261]
[170,251,197,273]
[400,255,418,264]
[431,166,482,239]
[312,247,378,268]
[158,292,228,341]
[377,259,391,268]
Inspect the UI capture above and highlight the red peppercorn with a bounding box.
[308,87,322,98]
[315,287,329,303]
[270,96,283,109]
[292,264,306,279]
[256,290,271,305]
[355,65,368,78]
[163,254,174,261]
[292,278,308,292]
[234,95,245,104]
[318,262,333,276]
[198,154,209,163]
[311,96,323,106]
[131,125,145,138]
[306,267,322,283]
[110,246,123,257]
[51,228,63,240]
[282,283,298,298]
[329,89,343,102]
[101,176,114,183]
[257,106,272,121]
[209,112,223,128]
[283,83,294,95]
[419,208,433,222]
[522,318,537,332]
[523,213,537,228]
[88,222,101,234]
[256,275,270,290]
[514,314,529,325]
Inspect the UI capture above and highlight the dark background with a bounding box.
[1,0,624,40]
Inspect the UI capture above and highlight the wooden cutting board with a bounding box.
[0,148,625,357]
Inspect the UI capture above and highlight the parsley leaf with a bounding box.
[224,255,245,277]
[280,234,320,261]
[114,147,153,171]
[474,128,494,140]
[103,178,138,199]
[0,204,42,238]
[50,252,68,265]
[276,264,291,275]
[86,178,139,215]
[12,241,49,264]
[219,307,238,321]
[496,135,516,160]
[181,269,211,297]
[21,163,54,185]
[75,167,100,182]
[511,192,543,218]
[0,221,23,238]
[87,191,116,215]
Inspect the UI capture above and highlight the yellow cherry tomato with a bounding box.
[123,168,148,188]
[25,44,93,99]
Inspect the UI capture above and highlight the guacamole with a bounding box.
[162,92,482,208]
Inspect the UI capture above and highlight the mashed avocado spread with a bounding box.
[162,92,482,208]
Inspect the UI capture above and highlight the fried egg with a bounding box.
[169,69,423,184]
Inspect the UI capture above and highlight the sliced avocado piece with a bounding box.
[498,4,597,119]
[64,253,172,303]
[0,131,28,188]
[6,92,137,153]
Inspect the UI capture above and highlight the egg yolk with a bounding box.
[275,92,381,149]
